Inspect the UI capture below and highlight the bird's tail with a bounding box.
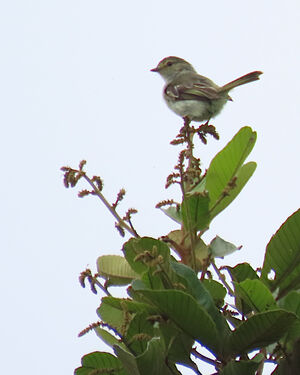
[221,71,263,92]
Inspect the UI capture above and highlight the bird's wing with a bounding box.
[165,74,223,101]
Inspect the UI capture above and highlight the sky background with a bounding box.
[1,1,300,374]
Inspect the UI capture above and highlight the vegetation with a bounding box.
[62,120,300,375]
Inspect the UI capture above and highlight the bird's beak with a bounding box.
[150,67,158,72]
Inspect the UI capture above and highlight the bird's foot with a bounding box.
[183,116,191,128]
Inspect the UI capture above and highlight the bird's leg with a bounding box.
[183,116,191,128]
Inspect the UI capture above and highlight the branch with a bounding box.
[79,269,112,296]
[82,174,138,238]
[61,162,139,238]
[211,259,235,296]
[191,348,220,368]
[256,348,266,375]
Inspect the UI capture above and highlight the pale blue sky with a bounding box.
[1,1,299,374]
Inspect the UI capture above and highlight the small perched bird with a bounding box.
[151,56,262,123]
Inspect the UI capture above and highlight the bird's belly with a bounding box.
[165,98,228,122]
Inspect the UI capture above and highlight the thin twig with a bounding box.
[256,348,266,375]
[93,277,112,296]
[191,348,219,368]
[211,259,235,296]
[82,174,138,238]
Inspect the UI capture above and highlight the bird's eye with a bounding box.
[167,62,173,67]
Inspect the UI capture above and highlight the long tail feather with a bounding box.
[221,71,263,92]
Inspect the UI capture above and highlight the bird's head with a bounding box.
[151,56,195,83]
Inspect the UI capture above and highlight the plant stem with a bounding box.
[211,259,235,296]
[182,118,198,271]
[94,277,112,296]
[256,348,266,375]
[191,348,219,368]
[82,174,138,238]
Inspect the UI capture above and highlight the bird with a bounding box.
[151,56,262,123]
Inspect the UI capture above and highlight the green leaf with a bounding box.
[141,269,166,290]
[278,291,300,345]
[279,290,300,317]
[210,161,256,219]
[97,296,158,327]
[133,287,220,355]
[209,236,240,258]
[114,339,181,375]
[227,263,259,283]
[75,352,128,375]
[114,346,140,375]
[125,312,154,355]
[123,237,170,274]
[202,279,227,307]
[234,279,277,312]
[160,206,182,224]
[136,337,179,375]
[159,322,196,371]
[171,262,230,338]
[97,299,125,332]
[190,176,206,194]
[205,127,256,212]
[94,327,125,350]
[220,354,263,375]
[261,209,300,298]
[225,310,297,356]
[227,264,259,315]
[181,192,210,231]
[97,255,140,286]
[97,297,157,335]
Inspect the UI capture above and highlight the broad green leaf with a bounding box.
[75,351,128,375]
[114,346,140,375]
[227,263,259,283]
[171,262,230,337]
[190,176,206,193]
[227,264,259,315]
[97,255,140,286]
[279,290,300,317]
[160,205,182,224]
[123,237,170,274]
[225,310,297,357]
[220,354,263,375]
[209,236,240,258]
[181,192,210,231]
[115,340,181,375]
[205,127,256,210]
[261,209,300,298]
[202,279,227,307]
[97,297,157,334]
[136,337,179,375]
[140,268,165,290]
[133,287,220,355]
[159,322,196,371]
[234,279,276,312]
[97,299,125,332]
[125,312,154,355]
[278,291,300,345]
[97,296,158,324]
[94,327,126,350]
[210,161,256,219]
